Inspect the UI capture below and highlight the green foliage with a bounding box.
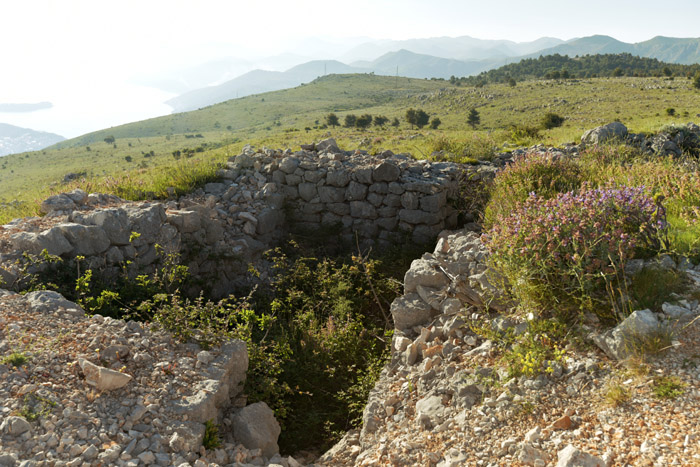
[471,318,567,378]
[427,134,497,163]
[693,72,700,90]
[103,136,115,144]
[542,112,565,130]
[509,124,541,145]
[373,115,389,127]
[405,108,429,129]
[603,379,631,406]
[202,420,222,450]
[325,113,339,127]
[430,117,442,129]
[628,266,689,312]
[666,107,676,116]
[652,376,685,399]
[355,114,373,129]
[343,114,357,128]
[2,351,29,367]
[483,152,583,229]
[485,184,667,319]
[453,53,700,85]
[18,392,56,421]
[467,109,480,128]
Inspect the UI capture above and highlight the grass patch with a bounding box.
[652,376,685,399]
[603,379,631,407]
[2,352,29,367]
[628,266,689,312]
[202,419,222,450]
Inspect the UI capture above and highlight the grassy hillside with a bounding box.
[2,73,700,222]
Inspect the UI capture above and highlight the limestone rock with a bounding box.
[40,194,76,214]
[10,227,73,256]
[232,401,281,458]
[390,293,435,332]
[316,138,342,154]
[25,290,84,317]
[581,122,628,145]
[57,223,111,255]
[78,358,132,391]
[556,444,605,467]
[0,416,31,436]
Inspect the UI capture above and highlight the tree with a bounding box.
[430,117,442,129]
[344,114,357,128]
[693,72,700,90]
[373,115,389,127]
[355,114,373,129]
[613,67,624,77]
[104,135,115,144]
[508,77,516,87]
[391,117,400,127]
[467,109,480,128]
[405,108,417,128]
[414,110,430,129]
[326,113,339,127]
[663,66,672,77]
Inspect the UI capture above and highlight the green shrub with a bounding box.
[509,124,541,145]
[652,376,685,399]
[483,152,583,229]
[427,134,497,163]
[202,420,222,450]
[628,266,689,312]
[2,352,29,367]
[484,185,667,319]
[542,112,565,130]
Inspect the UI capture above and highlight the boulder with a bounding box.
[404,258,450,293]
[373,162,401,182]
[71,208,131,245]
[10,227,73,256]
[78,358,132,391]
[40,194,76,214]
[0,416,31,436]
[25,290,84,317]
[581,122,628,145]
[232,402,281,458]
[316,138,342,154]
[390,293,435,332]
[592,309,662,360]
[556,444,605,467]
[57,223,111,256]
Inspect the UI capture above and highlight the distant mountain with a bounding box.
[0,123,64,157]
[166,60,362,112]
[340,35,566,62]
[527,35,700,64]
[358,49,494,79]
[166,51,502,112]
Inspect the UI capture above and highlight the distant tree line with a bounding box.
[450,53,700,86]
[327,112,439,130]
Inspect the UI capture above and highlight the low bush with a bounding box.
[509,124,542,145]
[483,152,583,229]
[484,185,668,320]
[542,112,565,130]
[427,134,498,163]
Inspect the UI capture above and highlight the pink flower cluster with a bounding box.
[484,184,666,310]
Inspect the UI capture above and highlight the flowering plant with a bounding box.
[484,184,667,318]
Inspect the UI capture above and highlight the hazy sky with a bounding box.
[2,0,700,138]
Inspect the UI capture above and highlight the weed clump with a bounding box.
[484,185,667,319]
[483,152,583,229]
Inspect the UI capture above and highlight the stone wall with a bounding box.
[1,139,495,297]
